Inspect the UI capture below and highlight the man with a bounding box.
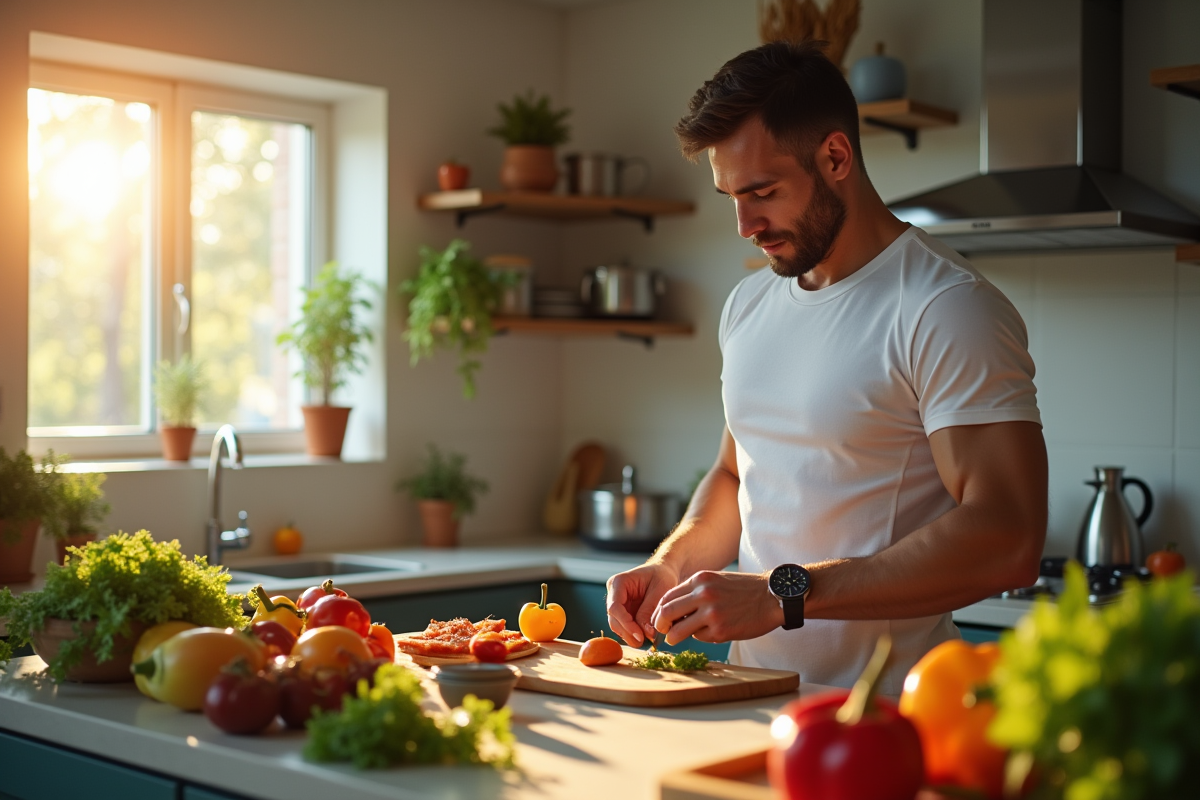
[605,41,1048,694]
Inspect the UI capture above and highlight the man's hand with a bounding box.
[606,563,681,646]
[651,570,784,645]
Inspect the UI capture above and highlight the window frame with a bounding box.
[27,60,331,459]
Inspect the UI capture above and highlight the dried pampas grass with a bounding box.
[758,0,861,67]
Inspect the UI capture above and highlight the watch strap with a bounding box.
[779,593,805,630]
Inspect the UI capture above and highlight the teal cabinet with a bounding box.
[0,731,176,800]
[958,623,1006,644]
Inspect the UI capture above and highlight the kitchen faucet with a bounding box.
[206,424,251,566]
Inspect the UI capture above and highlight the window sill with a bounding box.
[60,453,382,474]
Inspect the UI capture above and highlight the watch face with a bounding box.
[770,564,809,599]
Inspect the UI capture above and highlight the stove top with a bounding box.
[998,558,1151,605]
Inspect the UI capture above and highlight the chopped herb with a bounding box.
[630,649,710,673]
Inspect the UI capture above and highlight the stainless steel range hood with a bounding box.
[888,0,1200,253]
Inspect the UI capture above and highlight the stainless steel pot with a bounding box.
[577,465,682,552]
[580,265,665,318]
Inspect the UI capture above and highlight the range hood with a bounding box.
[888,0,1200,253]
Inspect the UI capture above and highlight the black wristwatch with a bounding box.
[768,563,811,630]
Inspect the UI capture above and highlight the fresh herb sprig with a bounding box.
[304,664,516,769]
[630,649,710,672]
[0,530,246,680]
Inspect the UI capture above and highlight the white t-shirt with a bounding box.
[720,226,1040,694]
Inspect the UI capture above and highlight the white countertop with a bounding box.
[0,652,827,800]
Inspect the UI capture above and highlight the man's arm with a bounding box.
[651,420,1047,644]
[605,426,743,646]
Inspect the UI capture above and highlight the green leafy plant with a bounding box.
[44,472,110,540]
[304,663,515,769]
[154,355,207,427]
[401,239,514,399]
[0,530,246,681]
[0,448,63,543]
[989,563,1200,800]
[277,262,375,406]
[395,444,489,519]
[630,649,710,672]
[486,90,571,147]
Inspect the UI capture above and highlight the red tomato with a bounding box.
[346,657,391,691]
[249,620,297,659]
[365,623,396,661]
[277,666,349,728]
[469,631,508,663]
[1146,542,1186,577]
[203,660,280,735]
[306,594,371,637]
[437,160,470,191]
[297,579,349,612]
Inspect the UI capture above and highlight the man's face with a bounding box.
[709,118,846,279]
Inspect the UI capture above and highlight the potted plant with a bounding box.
[487,90,571,192]
[395,444,488,548]
[0,448,61,585]
[401,239,514,399]
[0,530,245,682]
[277,261,375,457]
[44,471,111,565]
[154,355,207,461]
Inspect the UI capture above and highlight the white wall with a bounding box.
[558,0,1200,567]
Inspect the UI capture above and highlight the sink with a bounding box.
[226,554,423,583]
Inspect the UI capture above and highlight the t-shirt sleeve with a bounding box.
[909,280,1041,435]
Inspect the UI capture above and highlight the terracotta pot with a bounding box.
[55,533,97,565]
[160,426,197,461]
[500,145,558,192]
[418,499,460,548]
[0,518,41,584]
[31,617,149,683]
[302,405,352,457]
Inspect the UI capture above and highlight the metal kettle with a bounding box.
[1076,466,1153,568]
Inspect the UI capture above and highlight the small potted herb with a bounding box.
[401,239,513,399]
[277,262,375,457]
[395,444,489,548]
[0,530,246,682]
[44,471,111,565]
[154,355,207,461]
[0,448,61,584]
[488,90,571,192]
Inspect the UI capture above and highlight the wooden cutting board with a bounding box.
[509,640,799,707]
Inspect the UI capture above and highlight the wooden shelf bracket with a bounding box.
[861,115,920,149]
[611,207,655,232]
[454,202,506,227]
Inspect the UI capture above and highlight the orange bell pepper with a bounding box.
[899,639,1008,800]
[518,582,567,642]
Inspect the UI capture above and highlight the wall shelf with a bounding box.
[858,99,958,150]
[492,316,694,348]
[1151,64,1200,100]
[417,189,695,232]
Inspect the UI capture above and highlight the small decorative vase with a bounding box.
[55,533,97,565]
[417,499,460,548]
[0,518,40,584]
[301,405,352,457]
[160,426,197,461]
[31,618,149,682]
[500,145,558,192]
[438,161,470,191]
[849,42,907,103]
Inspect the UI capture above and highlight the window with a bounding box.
[27,61,330,455]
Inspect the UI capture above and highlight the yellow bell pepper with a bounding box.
[518,582,567,642]
[250,584,305,636]
[131,627,266,710]
[132,620,196,698]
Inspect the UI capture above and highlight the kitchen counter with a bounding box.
[0,652,825,800]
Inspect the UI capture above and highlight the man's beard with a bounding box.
[754,176,847,279]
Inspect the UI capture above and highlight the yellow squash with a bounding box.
[518,582,567,642]
[132,627,266,710]
[132,621,197,698]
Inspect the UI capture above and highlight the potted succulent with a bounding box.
[277,261,375,457]
[154,355,207,461]
[487,90,571,192]
[0,448,61,585]
[44,471,111,565]
[395,444,488,548]
[401,239,514,399]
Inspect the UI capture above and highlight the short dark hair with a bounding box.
[674,40,863,170]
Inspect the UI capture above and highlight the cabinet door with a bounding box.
[0,731,177,800]
[957,623,1006,644]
